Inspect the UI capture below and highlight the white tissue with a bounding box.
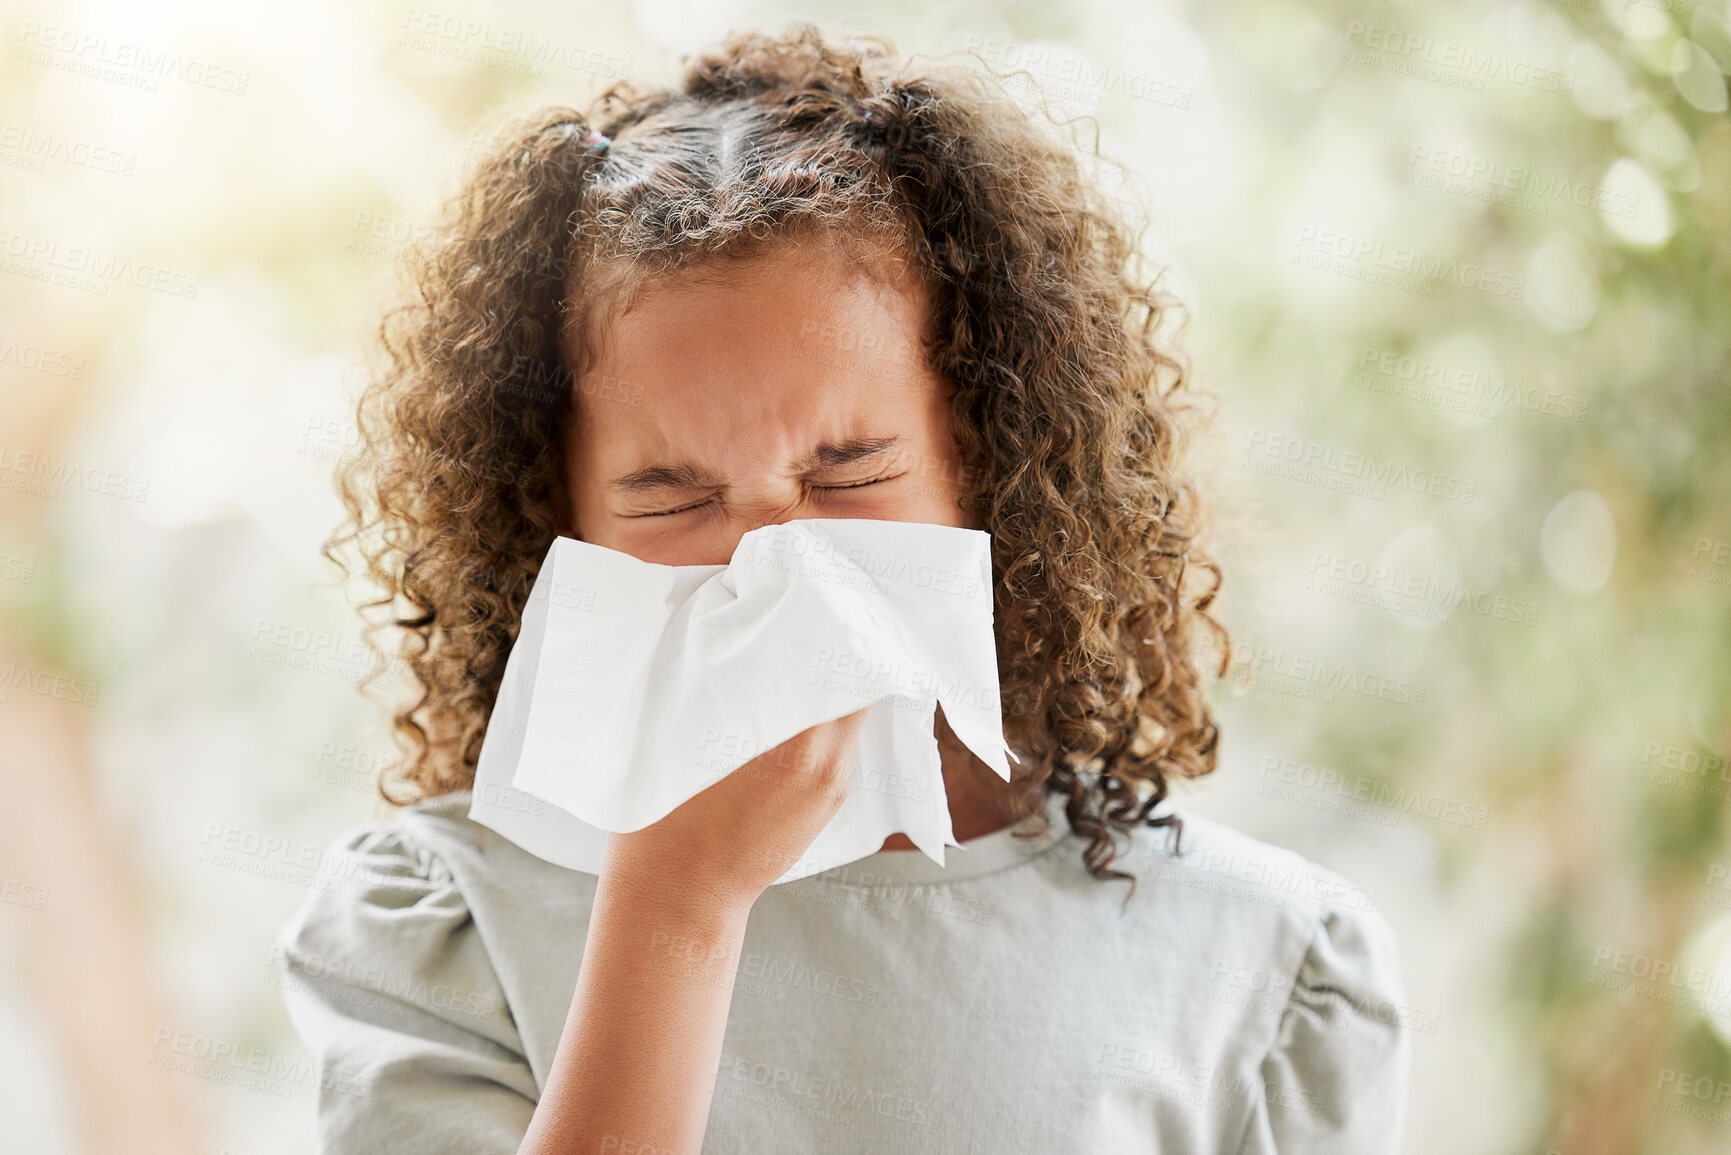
[467,517,1017,885]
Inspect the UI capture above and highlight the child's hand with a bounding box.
[600,706,875,915]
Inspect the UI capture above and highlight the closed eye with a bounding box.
[629,473,905,518]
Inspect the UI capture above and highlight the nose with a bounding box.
[696,490,814,566]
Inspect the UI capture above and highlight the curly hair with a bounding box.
[327,22,1231,897]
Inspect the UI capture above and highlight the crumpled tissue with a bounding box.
[467,517,1017,885]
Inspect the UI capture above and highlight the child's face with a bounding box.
[563,240,980,566]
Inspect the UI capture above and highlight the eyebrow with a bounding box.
[608,435,904,494]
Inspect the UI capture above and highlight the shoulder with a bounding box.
[274,794,540,1154]
[1137,806,1406,1014]
[277,793,488,937]
[1133,806,1396,960]
[1133,808,1411,1152]
[273,793,520,1039]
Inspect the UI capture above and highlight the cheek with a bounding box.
[869,470,971,528]
[565,422,615,535]
[565,465,620,544]
[902,433,972,507]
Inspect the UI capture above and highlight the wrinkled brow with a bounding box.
[608,435,903,494]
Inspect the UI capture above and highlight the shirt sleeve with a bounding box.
[1235,878,1412,1155]
[274,820,539,1155]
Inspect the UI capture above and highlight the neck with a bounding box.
[875,709,1033,852]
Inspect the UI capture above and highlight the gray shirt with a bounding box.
[275,788,1410,1153]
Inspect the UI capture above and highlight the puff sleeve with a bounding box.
[274,822,539,1155]
[1235,884,1412,1154]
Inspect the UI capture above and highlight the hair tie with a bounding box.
[520,121,608,166]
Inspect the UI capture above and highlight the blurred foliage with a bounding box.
[1171,2,1731,1152]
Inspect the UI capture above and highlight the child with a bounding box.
[279,23,1409,1154]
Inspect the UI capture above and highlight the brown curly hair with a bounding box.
[327,22,1231,896]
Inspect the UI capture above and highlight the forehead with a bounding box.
[567,241,941,456]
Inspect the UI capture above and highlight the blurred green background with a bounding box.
[0,0,1727,1151]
